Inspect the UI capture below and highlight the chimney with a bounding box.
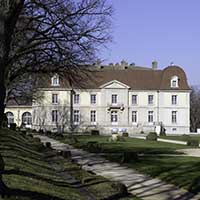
[152,61,158,70]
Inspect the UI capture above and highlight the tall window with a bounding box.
[74,94,80,104]
[52,110,58,123]
[90,94,96,104]
[6,112,14,125]
[73,110,80,123]
[172,95,177,105]
[132,95,137,105]
[51,75,60,86]
[148,111,153,123]
[111,94,117,104]
[22,112,32,125]
[132,111,137,123]
[52,94,58,104]
[171,76,179,88]
[148,95,154,105]
[172,111,177,124]
[90,110,96,123]
[111,111,118,123]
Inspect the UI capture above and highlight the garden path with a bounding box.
[33,134,200,200]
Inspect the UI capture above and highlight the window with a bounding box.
[6,112,14,125]
[172,111,177,124]
[132,111,137,123]
[52,110,58,123]
[51,75,60,86]
[111,94,117,104]
[148,111,153,123]
[52,94,58,104]
[74,94,80,104]
[148,95,154,105]
[171,76,179,88]
[132,95,137,105]
[73,110,80,123]
[90,94,96,104]
[111,111,118,123]
[22,112,32,125]
[172,95,177,105]
[90,110,96,123]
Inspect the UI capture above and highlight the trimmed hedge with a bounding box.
[122,132,129,137]
[146,132,157,141]
[187,139,199,147]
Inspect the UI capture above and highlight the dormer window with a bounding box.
[51,74,60,86]
[171,76,179,88]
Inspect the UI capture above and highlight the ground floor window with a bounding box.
[52,110,58,123]
[6,112,14,125]
[22,112,32,125]
[73,110,80,124]
[90,110,96,123]
[132,111,137,123]
[148,111,153,123]
[111,111,118,123]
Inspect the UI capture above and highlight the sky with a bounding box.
[101,0,200,86]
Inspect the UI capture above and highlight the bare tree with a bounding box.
[190,86,200,132]
[0,0,112,126]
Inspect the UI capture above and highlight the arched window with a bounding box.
[6,112,14,125]
[22,112,32,125]
[171,76,179,88]
[51,74,60,86]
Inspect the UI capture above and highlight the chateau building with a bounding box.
[5,61,191,134]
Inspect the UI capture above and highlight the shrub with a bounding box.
[45,130,52,136]
[122,132,129,137]
[108,134,125,142]
[10,123,16,131]
[91,129,100,135]
[182,134,191,141]
[146,132,157,141]
[32,129,37,133]
[140,130,144,134]
[39,129,44,134]
[45,142,52,148]
[86,141,101,153]
[187,139,199,147]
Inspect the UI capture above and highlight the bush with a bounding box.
[187,139,199,147]
[146,132,157,141]
[91,129,100,135]
[86,141,101,153]
[108,134,125,142]
[39,129,44,134]
[45,130,52,136]
[10,123,16,131]
[45,142,52,148]
[32,129,37,133]
[182,134,191,141]
[122,132,129,137]
[140,131,144,134]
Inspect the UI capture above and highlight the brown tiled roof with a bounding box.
[38,65,191,90]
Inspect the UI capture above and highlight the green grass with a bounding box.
[0,129,83,200]
[56,135,200,194]
[0,130,140,200]
[160,135,200,142]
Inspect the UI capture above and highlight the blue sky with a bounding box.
[101,0,200,85]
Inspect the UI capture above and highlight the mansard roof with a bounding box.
[41,65,190,90]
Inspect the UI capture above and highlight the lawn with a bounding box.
[55,134,200,194]
[160,135,200,142]
[0,129,140,200]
